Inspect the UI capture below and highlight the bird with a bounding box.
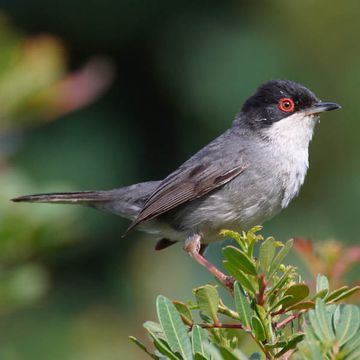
[12,79,340,286]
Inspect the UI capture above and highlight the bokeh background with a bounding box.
[0,1,359,359]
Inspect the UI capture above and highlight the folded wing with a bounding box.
[127,158,248,231]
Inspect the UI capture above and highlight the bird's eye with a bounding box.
[278,98,295,113]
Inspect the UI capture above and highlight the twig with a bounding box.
[257,274,267,306]
[180,314,193,327]
[185,322,244,330]
[275,313,303,331]
[199,323,244,329]
[271,309,285,316]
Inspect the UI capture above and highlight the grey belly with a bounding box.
[155,171,285,243]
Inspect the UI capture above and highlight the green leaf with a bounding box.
[194,353,208,360]
[156,295,192,360]
[268,295,294,313]
[223,260,257,294]
[143,321,165,339]
[194,284,220,323]
[326,303,337,320]
[282,283,309,307]
[259,237,276,272]
[308,308,325,342]
[316,274,329,297]
[218,301,240,319]
[173,301,193,324]
[234,282,253,330]
[251,315,266,341]
[327,286,360,303]
[191,325,208,356]
[222,246,257,276]
[246,227,264,258]
[246,226,263,242]
[202,343,223,360]
[220,229,243,247]
[148,329,181,360]
[340,329,360,358]
[308,310,325,340]
[324,286,349,302]
[285,300,314,312]
[219,347,249,360]
[314,298,334,341]
[334,304,360,346]
[266,267,294,304]
[275,334,305,358]
[129,336,160,359]
[265,341,287,350]
[310,288,328,301]
[298,326,323,360]
[347,348,360,360]
[219,346,242,360]
[255,305,273,342]
[268,239,293,277]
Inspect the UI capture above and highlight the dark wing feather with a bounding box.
[127,161,248,231]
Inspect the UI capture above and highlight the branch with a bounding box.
[257,274,267,306]
[275,313,303,331]
[198,323,244,330]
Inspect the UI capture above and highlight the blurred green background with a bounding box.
[0,1,359,359]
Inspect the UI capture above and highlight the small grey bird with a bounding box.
[12,80,340,285]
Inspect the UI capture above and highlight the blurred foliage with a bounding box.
[0,0,358,359]
[293,238,360,298]
[133,229,359,359]
[0,10,113,333]
[297,301,360,360]
[0,13,113,131]
[0,169,82,264]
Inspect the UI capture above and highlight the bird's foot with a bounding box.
[184,234,202,254]
[184,234,233,290]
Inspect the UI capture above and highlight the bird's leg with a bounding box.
[184,234,234,288]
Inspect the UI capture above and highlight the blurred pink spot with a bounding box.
[46,57,115,118]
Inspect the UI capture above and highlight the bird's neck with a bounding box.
[260,112,317,152]
[260,113,318,208]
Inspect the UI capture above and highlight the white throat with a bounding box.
[262,112,317,148]
[261,112,318,208]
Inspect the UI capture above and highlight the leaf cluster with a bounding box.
[297,299,360,360]
[131,227,359,359]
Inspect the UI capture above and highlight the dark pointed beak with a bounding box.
[305,102,341,115]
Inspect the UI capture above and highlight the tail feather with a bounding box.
[11,191,113,204]
[11,181,161,220]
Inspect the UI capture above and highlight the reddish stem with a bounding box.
[275,313,301,331]
[185,321,244,330]
[271,309,285,316]
[257,274,267,306]
[199,323,244,329]
[180,314,193,327]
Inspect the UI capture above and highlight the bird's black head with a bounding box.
[237,79,339,129]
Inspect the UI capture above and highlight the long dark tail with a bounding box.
[12,191,114,204]
[11,181,161,220]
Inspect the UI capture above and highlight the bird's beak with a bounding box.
[305,102,341,115]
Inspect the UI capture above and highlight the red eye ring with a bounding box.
[278,98,295,113]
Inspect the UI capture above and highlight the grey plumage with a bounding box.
[12,80,340,251]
